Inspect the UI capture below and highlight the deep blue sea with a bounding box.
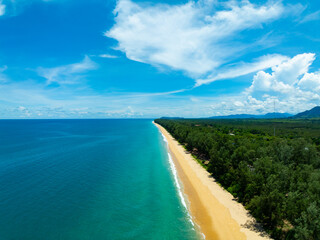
[0,119,198,240]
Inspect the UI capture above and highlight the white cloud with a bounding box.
[195,54,289,86]
[299,72,320,92]
[0,77,190,118]
[0,65,8,82]
[248,53,315,94]
[37,56,98,85]
[270,53,315,84]
[202,93,319,117]
[299,10,320,24]
[0,0,5,16]
[232,53,320,116]
[106,0,286,78]
[18,106,26,111]
[99,54,119,59]
[17,106,32,117]
[0,0,62,17]
[234,101,244,107]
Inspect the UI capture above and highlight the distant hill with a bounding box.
[293,106,320,118]
[210,112,292,119]
[263,113,293,118]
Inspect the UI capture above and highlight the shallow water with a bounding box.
[0,119,198,240]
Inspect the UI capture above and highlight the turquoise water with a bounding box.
[0,119,198,240]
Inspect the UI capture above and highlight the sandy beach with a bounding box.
[154,122,271,240]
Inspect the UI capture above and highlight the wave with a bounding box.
[160,132,205,239]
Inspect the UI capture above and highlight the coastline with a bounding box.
[154,122,271,240]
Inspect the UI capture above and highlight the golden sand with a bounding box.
[155,123,271,240]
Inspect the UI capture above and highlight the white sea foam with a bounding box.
[201,233,206,239]
[160,132,206,239]
[160,132,168,143]
[167,152,188,210]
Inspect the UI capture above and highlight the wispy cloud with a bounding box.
[298,10,320,24]
[195,54,289,87]
[106,0,300,83]
[98,54,119,59]
[0,75,189,118]
[37,56,98,85]
[0,0,6,16]
[0,0,61,16]
[0,65,8,82]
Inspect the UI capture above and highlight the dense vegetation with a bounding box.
[155,118,320,239]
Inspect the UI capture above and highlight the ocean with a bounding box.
[0,119,199,240]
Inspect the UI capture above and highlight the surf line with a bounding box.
[160,131,206,240]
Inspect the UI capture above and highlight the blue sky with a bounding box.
[0,0,320,118]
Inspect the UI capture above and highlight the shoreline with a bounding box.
[154,122,271,240]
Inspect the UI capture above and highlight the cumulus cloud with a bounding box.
[232,53,320,115]
[106,0,287,79]
[37,56,98,85]
[299,72,320,92]
[234,101,244,107]
[248,53,316,95]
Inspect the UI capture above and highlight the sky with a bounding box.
[0,0,320,118]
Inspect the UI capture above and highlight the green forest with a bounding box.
[155,118,320,240]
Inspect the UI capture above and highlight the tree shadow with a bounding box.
[242,219,270,237]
